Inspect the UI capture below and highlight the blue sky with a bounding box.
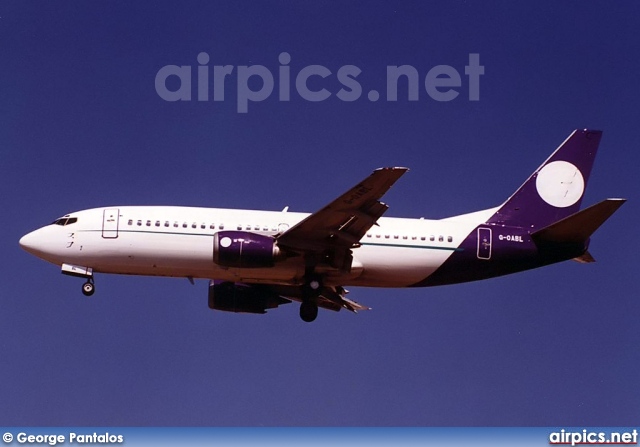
[1,1,638,426]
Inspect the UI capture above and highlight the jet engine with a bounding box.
[207,280,290,314]
[213,231,282,268]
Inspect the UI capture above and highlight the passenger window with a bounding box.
[448,236,453,242]
[155,221,160,227]
[430,235,435,241]
[393,235,399,239]
[182,222,187,228]
[420,236,426,241]
[192,223,197,229]
[210,224,215,229]
[201,223,206,229]
[219,224,224,230]
[146,220,151,226]
[173,222,178,228]
[128,219,133,226]
[438,236,444,242]
[402,235,408,240]
[384,235,390,239]
[137,220,142,226]
[237,225,243,230]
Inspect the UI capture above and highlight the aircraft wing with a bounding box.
[276,167,408,272]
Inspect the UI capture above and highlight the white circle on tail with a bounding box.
[535,160,585,208]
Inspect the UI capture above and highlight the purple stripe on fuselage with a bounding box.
[412,224,588,287]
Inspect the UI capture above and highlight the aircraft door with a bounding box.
[102,208,120,239]
[477,227,491,260]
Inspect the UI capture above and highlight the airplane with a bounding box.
[19,129,625,322]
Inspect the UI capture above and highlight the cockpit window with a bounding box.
[52,217,78,226]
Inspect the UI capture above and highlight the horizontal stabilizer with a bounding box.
[532,198,626,244]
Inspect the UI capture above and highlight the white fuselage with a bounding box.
[21,205,498,288]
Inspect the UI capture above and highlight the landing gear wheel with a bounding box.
[300,301,318,323]
[302,273,323,298]
[82,281,95,296]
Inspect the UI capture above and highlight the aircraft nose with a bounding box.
[19,228,54,258]
[19,230,40,254]
[20,225,67,264]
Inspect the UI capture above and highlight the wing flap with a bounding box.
[316,287,370,313]
[256,284,370,314]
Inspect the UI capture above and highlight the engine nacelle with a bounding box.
[213,231,281,268]
[207,280,290,314]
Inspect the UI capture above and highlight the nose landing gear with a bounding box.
[61,263,95,297]
[81,279,95,296]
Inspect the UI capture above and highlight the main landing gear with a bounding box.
[299,272,322,323]
[300,301,318,323]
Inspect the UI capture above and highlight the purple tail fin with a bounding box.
[488,129,602,230]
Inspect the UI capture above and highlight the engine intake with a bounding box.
[208,281,290,314]
[213,231,281,268]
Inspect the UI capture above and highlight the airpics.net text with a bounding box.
[155,52,484,113]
